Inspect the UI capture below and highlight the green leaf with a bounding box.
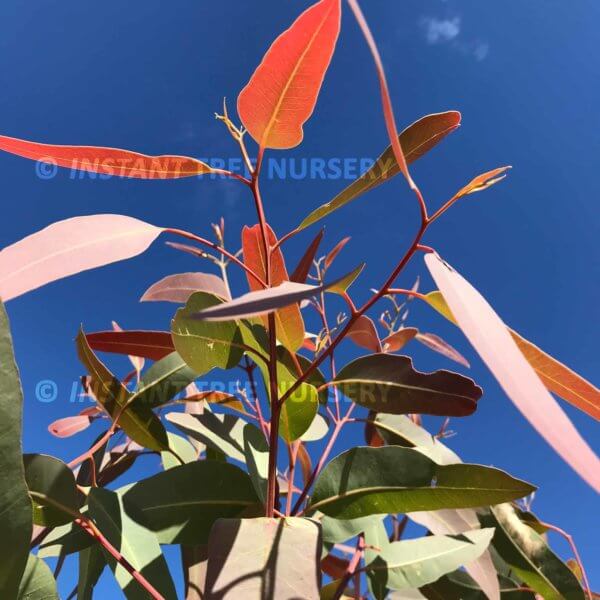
[320,515,383,544]
[326,263,365,295]
[24,454,79,526]
[17,554,59,600]
[78,545,106,600]
[309,447,536,519]
[171,292,245,374]
[88,488,177,600]
[366,529,495,591]
[122,461,260,544]
[132,351,198,409]
[204,518,322,599]
[243,424,269,505]
[333,354,481,417]
[161,432,198,470]
[300,413,330,442]
[364,519,393,600]
[0,301,32,597]
[278,346,328,405]
[76,328,169,452]
[166,412,247,463]
[479,504,585,600]
[297,111,461,230]
[38,520,93,558]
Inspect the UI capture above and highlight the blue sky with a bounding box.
[1,0,598,595]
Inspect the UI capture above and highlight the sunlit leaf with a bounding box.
[347,315,382,352]
[17,554,59,600]
[415,332,470,368]
[382,328,418,353]
[0,215,162,301]
[480,504,585,600]
[320,514,383,544]
[450,166,511,203]
[0,134,212,178]
[161,433,198,470]
[333,354,481,417]
[141,272,230,304]
[86,329,175,361]
[298,112,461,230]
[242,224,305,351]
[424,290,600,421]
[171,292,245,374]
[424,253,600,492]
[77,329,170,452]
[48,415,93,438]
[0,302,32,597]
[24,454,79,527]
[309,446,536,519]
[238,0,341,149]
[326,263,365,295]
[204,518,322,598]
[325,236,351,269]
[243,425,269,505]
[365,528,494,592]
[88,487,177,600]
[122,461,259,545]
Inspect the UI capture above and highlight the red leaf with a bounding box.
[242,224,305,351]
[0,215,162,302]
[290,229,325,283]
[325,236,351,269]
[238,0,341,150]
[381,327,418,352]
[0,135,212,178]
[347,315,382,352]
[112,321,145,374]
[86,330,174,361]
[416,332,470,368]
[452,166,511,201]
[48,415,92,438]
[425,253,600,492]
[141,272,231,303]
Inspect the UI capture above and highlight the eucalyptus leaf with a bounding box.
[122,461,260,545]
[17,554,59,600]
[78,545,106,600]
[309,447,536,519]
[0,301,32,597]
[243,424,269,505]
[88,487,177,600]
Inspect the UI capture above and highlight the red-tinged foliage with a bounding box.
[0,135,212,179]
[242,224,305,351]
[238,0,341,150]
[290,229,325,283]
[86,330,175,361]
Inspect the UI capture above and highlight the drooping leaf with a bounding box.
[424,253,600,492]
[131,351,198,409]
[309,446,536,519]
[0,134,212,178]
[0,302,32,597]
[238,0,341,149]
[291,229,325,283]
[16,554,59,600]
[77,329,170,452]
[204,518,322,599]
[88,488,177,600]
[332,353,481,417]
[86,329,175,361]
[171,292,245,374]
[122,461,260,545]
[0,215,162,301]
[415,332,470,368]
[166,412,247,463]
[366,528,494,592]
[141,272,230,303]
[409,510,500,600]
[298,111,461,230]
[424,290,600,421]
[23,454,79,527]
[242,224,305,351]
[78,545,106,600]
[347,315,382,352]
[480,504,585,600]
[192,274,358,322]
[382,328,418,352]
[48,415,93,438]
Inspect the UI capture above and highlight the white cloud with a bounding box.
[473,42,490,62]
[421,17,461,44]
